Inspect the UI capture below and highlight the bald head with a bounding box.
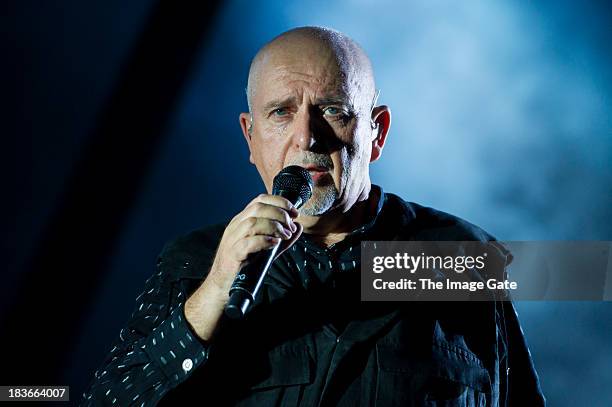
[246,27,377,113]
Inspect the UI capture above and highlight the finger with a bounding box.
[247,194,299,217]
[231,235,281,262]
[235,217,294,241]
[241,202,297,232]
[276,222,303,258]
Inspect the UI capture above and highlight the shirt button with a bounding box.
[336,337,340,343]
[182,358,193,372]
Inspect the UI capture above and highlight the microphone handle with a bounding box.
[224,242,281,319]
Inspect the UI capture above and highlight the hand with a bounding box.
[184,194,302,340]
[206,194,303,293]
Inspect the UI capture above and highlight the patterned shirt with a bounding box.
[81,186,545,406]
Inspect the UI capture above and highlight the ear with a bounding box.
[239,112,255,164]
[369,105,391,162]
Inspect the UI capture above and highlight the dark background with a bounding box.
[2,1,611,405]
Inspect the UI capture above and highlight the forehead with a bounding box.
[253,45,363,107]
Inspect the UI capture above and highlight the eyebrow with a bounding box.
[315,95,351,105]
[262,97,297,112]
[262,94,353,112]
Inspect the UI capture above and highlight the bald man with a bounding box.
[83,27,544,406]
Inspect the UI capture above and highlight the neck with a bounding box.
[298,185,379,247]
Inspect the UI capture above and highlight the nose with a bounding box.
[291,108,316,151]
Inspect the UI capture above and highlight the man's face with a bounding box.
[242,44,378,216]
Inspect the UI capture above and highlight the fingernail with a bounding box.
[290,221,297,232]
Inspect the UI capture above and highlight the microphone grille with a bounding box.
[272,165,313,207]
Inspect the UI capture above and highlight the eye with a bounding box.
[271,107,289,117]
[322,106,341,116]
[322,106,353,124]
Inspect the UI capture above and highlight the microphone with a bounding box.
[224,165,313,320]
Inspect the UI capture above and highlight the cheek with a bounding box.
[251,136,288,187]
[349,129,374,167]
[329,148,351,188]
[332,138,371,188]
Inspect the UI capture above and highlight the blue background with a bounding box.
[3,1,611,405]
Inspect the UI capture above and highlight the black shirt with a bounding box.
[82,186,545,406]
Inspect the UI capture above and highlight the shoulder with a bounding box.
[383,192,512,266]
[157,223,227,281]
[384,192,497,242]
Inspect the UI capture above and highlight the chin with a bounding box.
[300,189,338,216]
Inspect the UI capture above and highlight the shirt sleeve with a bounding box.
[81,265,209,406]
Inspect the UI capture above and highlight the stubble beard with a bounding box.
[286,151,339,216]
[299,183,338,216]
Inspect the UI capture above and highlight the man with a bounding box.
[83,27,545,406]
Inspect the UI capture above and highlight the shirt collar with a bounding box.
[297,184,386,253]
